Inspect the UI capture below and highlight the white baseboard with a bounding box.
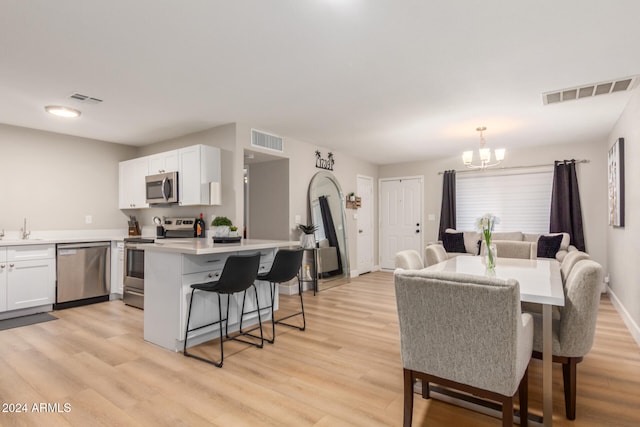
[607,286,640,348]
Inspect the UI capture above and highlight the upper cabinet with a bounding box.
[179,145,221,206]
[148,150,179,175]
[119,157,149,209]
[119,144,221,209]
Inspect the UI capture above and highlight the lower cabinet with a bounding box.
[0,245,56,313]
[0,249,7,312]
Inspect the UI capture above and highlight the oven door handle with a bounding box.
[125,290,144,297]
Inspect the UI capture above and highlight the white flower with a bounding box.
[476,213,500,232]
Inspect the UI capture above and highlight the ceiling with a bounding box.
[2,1,640,165]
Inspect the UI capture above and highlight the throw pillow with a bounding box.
[537,234,563,259]
[442,232,466,253]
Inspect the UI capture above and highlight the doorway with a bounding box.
[379,177,423,270]
[356,175,374,274]
[244,149,289,240]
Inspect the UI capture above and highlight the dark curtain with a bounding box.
[319,195,343,274]
[550,160,586,251]
[438,170,456,241]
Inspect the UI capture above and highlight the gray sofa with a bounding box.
[430,229,577,262]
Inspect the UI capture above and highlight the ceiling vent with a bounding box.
[251,129,284,152]
[542,76,637,105]
[69,93,103,104]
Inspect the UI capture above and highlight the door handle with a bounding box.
[161,177,168,201]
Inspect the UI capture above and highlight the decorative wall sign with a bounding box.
[315,150,335,171]
[608,137,625,227]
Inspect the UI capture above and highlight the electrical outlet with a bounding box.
[85,215,92,224]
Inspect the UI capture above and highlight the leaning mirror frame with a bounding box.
[307,170,350,283]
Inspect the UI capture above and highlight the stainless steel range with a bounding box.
[122,217,196,309]
[123,237,154,309]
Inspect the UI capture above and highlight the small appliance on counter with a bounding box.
[153,216,165,238]
[163,217,197,238]
[128,215,141,236]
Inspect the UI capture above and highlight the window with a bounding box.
[456,168,553,233]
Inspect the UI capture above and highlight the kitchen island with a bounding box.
[143,238,297,351]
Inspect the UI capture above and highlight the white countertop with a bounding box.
[0,235,127,247]
[142,238,299,255]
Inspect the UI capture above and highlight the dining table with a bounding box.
[425,255,565,427]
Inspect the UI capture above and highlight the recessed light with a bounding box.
[44,105,81,118]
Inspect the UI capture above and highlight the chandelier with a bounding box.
[462,126,505,170]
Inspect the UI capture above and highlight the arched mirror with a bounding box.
[308,171,350,287]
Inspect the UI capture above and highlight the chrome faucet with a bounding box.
[21,218,30,240]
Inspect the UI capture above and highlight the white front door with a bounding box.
[357,175,374,274]
[379,177,423,270]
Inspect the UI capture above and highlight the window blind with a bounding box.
[456,168,553,233]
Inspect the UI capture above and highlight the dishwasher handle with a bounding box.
[57,242,111,250]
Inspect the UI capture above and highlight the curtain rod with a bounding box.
[437,159,590,175]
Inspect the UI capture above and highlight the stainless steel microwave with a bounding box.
[145,171,179,204]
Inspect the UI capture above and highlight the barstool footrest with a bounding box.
[274,311,306,331]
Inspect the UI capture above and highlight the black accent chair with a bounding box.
[183,252,263,367]
[240,248,305,344]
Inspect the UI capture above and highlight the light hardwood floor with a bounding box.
[0,271,638,426]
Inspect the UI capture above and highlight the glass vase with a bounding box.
[483,242,497,270]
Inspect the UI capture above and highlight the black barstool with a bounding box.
[183,252,262,367]
[240,248,305,344]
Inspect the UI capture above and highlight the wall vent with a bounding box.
[251,129,284,152]
[69,93,103,104]
[542,76,637,105]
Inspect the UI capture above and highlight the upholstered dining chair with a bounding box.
[394,269,533,427]
[424,244,448,266]
[530,259,603,420]
[481,240,537,260]
[559,250,590,282]
[394,249,424,270]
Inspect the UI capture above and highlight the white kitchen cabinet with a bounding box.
[148,150,179,175]
[119,157,149,209]
[178,144,221,206]
[4,245,56,312]
[0,249,7,312]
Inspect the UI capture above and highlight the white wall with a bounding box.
[247,158,289,240]
[379,139,608,271]
[0,123,135,232]
[606,86,640,344]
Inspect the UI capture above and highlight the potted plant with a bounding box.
[211,216,233,237]
[298,224,317,249]
[348,192,356,201]
[229,225,239,237]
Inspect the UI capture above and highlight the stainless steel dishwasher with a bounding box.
[55,242,111,309]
